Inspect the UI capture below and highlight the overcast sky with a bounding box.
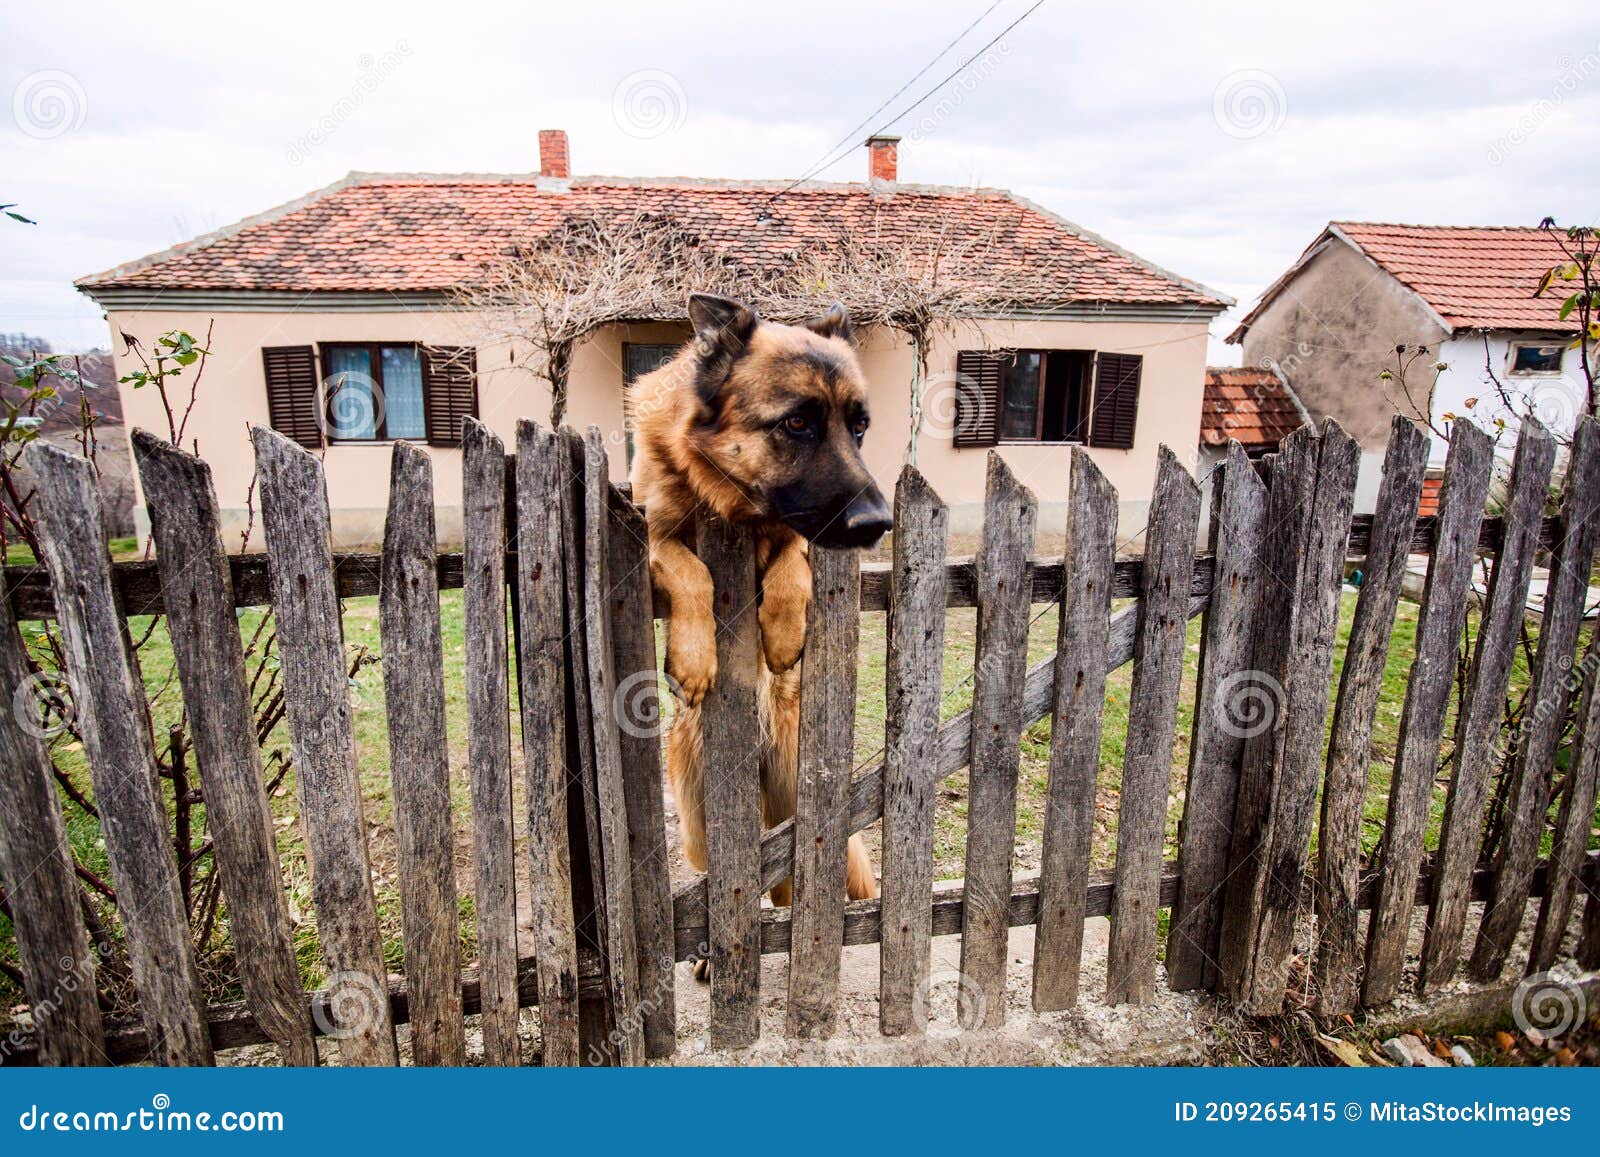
[4,0,1597,360]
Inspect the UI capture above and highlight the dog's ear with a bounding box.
[802,302,853,345]
[688,293,758,402]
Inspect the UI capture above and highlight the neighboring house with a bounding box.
[0,337,135,539]
[1229,222,1592,510]
[76,132,1230,547]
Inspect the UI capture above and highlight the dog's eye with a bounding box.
[783,414,812,436]
[852,415,869,440]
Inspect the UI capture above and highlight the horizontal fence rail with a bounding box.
[1,514,1574,623]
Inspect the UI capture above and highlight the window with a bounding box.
[261,344,478,449]
[622,342,680,466]
[998,349,1094,442]
[1508,342,1564,376]
[953,348,1138,450]
[320,343,426,441]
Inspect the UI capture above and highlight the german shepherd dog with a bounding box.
[630,294,892,976]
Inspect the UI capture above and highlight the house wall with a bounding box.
[1237,237,1449,510]
[105,306,1211,549]
[1431,331,1590,467]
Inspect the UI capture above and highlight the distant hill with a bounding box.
[1,333,135,538]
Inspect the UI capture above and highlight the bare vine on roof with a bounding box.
[457,211,750,425]
[766,215,1080,463]
[459,207,1078,446]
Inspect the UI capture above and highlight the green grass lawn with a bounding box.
[0,563,1589,1018]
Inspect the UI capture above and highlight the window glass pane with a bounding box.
[324,346,377,440]
[1001,351,1042,440]
[624,343,679,383]
[1510,344,1563,374]
[381,345,426,439]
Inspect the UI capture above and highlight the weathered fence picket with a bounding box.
[1108,448,1201,1006]
[555,429,615,1061]
[1471,415,1600,980]
[0,577,106,1066]
[1168,441,1267,994]
[460,418,520,1066]
[579,429,645,1067]
[1531,623,1600,973]
[380,443,467,1066]
[878,467,948,1035]
[1239,422,1359,1014]
[133,431,315,1066]
[959,453,1037,1027]
[605,486,679,1058]
[1033,450,1116,1010]
[512,420,581,1066]
[252,427,397,1065]
[30,443,214,1066]
[787,542,861,1038]
[1420,420,1556,991]
[1363,422,1495,1005]
[1312,416,1429,1015]
[697,510,764,1049]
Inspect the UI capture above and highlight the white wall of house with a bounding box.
[1429,331,1591,466]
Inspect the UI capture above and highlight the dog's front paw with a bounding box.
[692,957,711,984]
[759,596,807,673]
[667,622,717,706]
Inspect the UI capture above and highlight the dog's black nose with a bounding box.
[835,490,893,547]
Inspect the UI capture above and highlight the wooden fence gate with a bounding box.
[2,412,1598,1065]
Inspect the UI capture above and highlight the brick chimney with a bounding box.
[539,130,570,179]
[866,134,899,184]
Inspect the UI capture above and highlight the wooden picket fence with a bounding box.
[3,411,1599,1066]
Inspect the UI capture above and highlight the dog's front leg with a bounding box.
[758,529,810,674]
[650,533,718,706]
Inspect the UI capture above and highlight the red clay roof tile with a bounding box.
[1332,222,1577,332]
[76,173,1227,309]
[1202,366,1304,450]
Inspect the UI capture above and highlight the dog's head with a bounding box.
[683,293,891,549]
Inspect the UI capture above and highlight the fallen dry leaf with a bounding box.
[1317,1034,1368,1067]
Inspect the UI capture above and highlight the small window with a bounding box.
[1508,342,1564,376]
[997,349,1094,443]
[622,342,681,465]
[319,342,427,441]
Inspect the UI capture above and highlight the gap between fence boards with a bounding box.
[0,511,1552,622]
[4,852,1590,1067]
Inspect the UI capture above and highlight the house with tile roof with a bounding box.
[1198,365,1308,460]
[77,133,1230,546]
[1228,221,1592,509]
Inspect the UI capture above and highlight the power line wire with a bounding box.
[763,0,1010,207]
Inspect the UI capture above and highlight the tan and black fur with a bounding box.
[630,295,891,970]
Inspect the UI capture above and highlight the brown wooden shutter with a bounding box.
[952,350,1002,448]
[261,345,323,448]
[1088,352,1142,450]
[422,345,479,447]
